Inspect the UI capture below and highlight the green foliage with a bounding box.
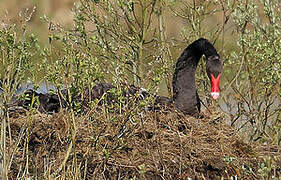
[72,0,172,90]
[0,27,40,96]
[226,0,281,143]
[0,12,41,179]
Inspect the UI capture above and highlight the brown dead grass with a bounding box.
[7,107,281,179]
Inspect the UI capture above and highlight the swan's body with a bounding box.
[13,38,222,115]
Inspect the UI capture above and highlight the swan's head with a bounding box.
[206,55,223,100]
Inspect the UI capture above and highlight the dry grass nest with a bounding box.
[7,107,281,179]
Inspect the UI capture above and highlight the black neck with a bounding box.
[172,38,219,114]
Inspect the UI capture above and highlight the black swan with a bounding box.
[172,38,223,115]
[12,38,222,115]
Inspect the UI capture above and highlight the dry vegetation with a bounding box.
[8,108,281,179]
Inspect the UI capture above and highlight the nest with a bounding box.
[7,107,281,179]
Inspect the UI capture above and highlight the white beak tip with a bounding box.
[211,92,220,99]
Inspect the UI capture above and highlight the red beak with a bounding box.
[210,74,221,99]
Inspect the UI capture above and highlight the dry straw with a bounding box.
[7,106,281,179]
